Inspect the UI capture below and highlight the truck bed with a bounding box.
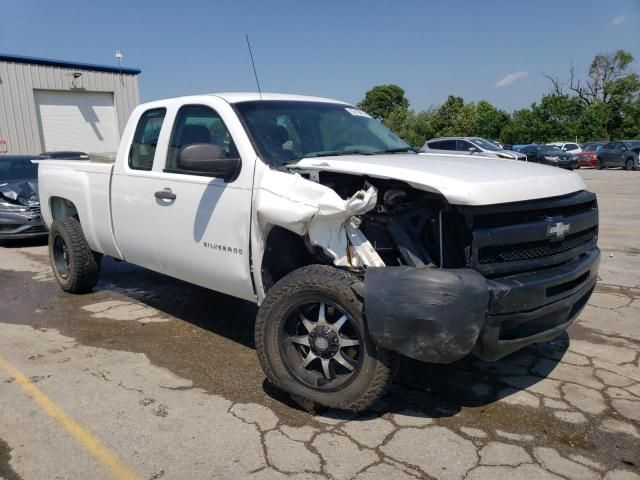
[36,159,122,258]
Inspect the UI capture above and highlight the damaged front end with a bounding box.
[0,181,46,239]
[256,167,599,364]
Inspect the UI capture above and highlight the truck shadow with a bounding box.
[95,257,568,420]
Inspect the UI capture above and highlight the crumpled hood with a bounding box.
[291,153,586,206]
[0,180,39,206]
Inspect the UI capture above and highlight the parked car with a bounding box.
[37,93,599,412]
[547,142,582,154]
[520,144,577,169]
[580,141,606,151]
[511,144,532,153]
[575,143,606,168]
[596,141,640,170]
[419,137,527,161]
[0,155,47,240]
[40,151,89,159]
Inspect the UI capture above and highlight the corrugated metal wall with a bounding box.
[0,60,140,154]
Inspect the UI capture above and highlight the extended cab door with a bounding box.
[111,107,168,271]
[149,100,256,301]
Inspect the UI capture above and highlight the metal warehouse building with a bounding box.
[0,53,140,155]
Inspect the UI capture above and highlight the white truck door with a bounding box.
[111,107,168,271]
[150,100,256,302]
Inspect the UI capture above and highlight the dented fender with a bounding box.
[364,267,490,363]
[255,169,377,266]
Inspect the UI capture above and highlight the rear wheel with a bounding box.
[48,217,101,293]
[256,265,398,412]
[625,158,635,171]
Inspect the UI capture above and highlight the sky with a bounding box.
[1,0,639,112]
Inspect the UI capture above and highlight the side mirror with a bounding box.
[177,143,240,181]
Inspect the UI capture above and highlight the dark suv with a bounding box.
[596,141,640,170]
[519,145,577,170]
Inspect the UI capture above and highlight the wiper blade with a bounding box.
[373,147,417,154]
[303,150,373,158]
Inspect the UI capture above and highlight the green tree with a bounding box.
[430,96,466,136]
[548,50,640,138]
[473,101,510,140]
[357,84,410,120]
[536,94,584,141]
[500,108,541,144]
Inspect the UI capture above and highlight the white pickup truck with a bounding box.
[37,93,600,411]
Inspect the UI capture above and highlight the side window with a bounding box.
[456,140,473,151]
[604,142,615,150]
[429,140,455,150]
[166,105,239,171]
[129,108,166,170]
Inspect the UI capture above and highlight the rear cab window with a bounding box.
[129,108,166,170]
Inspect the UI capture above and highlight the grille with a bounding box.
[479,227,597,264]
[29,205,41,214]
[472,199,596,228]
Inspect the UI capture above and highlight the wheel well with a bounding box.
[261,227,318,293]
[50,197,79,221]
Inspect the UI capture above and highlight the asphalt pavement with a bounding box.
[0,169,639,480]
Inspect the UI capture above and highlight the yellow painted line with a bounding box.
[0,354,140,480]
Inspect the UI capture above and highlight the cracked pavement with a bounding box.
[0,170,639,480]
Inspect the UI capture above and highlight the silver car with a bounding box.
[419,137,527,161]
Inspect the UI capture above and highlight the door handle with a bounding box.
[154,189,176,200]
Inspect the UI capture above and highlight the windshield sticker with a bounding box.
[345,108,371,118]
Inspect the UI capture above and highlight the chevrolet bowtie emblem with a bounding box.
[547,221,571,239]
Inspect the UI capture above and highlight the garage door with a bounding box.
[35,90,120,153]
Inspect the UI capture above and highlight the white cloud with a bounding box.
[610,15,626,26]
[495,71,528,87]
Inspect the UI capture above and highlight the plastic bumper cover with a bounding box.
[363,248,600,363]
[0,210,47,239]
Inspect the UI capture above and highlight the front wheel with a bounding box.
[48,217,101,293]
[625,158,635,171]
[255,265,398,412]
[596,158,604,170]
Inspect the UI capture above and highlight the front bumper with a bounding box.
[364,247,599,363]
[0,210,47,239]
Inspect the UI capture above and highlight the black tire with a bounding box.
[48,217,101,293]
[596,157,604,170]
[256,265,398,412]
[625,158,635,171]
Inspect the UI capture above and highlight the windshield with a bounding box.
[235,101,411,166]
[0,157,39,182]
[626,141,640,149]
[470,138,501,151]
[539,145,562,153]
